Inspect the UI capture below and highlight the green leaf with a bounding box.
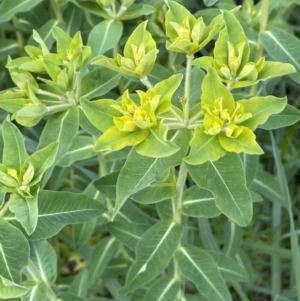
[108,221,149,251]
[0,220,29,283]
[38,108,79,180]
[119,221,183,294]
[118,4,155,20]
[58,136,95,167]
[258,104,300,130]
[0,39,18,61]
[9,192,38,235]
[251,170,284,205]
[131,171,177,204]
[2,118,28,173]
[80,98,122,132]
[0,0,43,23]
[156,200,175,221]
[136,123,180,158]
[209,251,249,282]
[241,153,259,187]
[14,103,48,127]
[204,0,219,6]
[73,219,97,249]
[21,283,47,301]
[215,9,249,69]
[29,190,105,240]
[184,126,226,165]
[238,96,287,130]
[113,129,191,219]
[89,237,119,285]
[57,292,86,301]
[218,127,263,155]
[259,28,300,84]
[80,67,121,100]
[182,185,220,218]
[175,245,231,301]
[27,240,57,284]
[69,268,88,298]
[88,20,123,58]
[144,276,181,301]
[0,276,28,299]
[187,153,253,227]
[26,142,58,186]
[94,127,149,152]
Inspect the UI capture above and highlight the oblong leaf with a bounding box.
[88,20,123,58]
[0,220,29,283]
[144,276,181,301]
[119,221,183,294]
[187,153,253,227]
[260,28,300,84]
[89,237,119,285]
[175,245,231,301]
[29,190,105,240]
[2,118,28,173]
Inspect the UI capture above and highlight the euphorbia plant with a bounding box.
[0,0,300,301]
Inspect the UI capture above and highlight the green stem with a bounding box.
[97,151,113,211]
[51,0,63,23]
[38,89,64,101]
[27,260,57,301]
[0,201,10,218]
[84,11,94,27]
[140,77,153,89]
[231,283,250,301]
[46,103,74,113]
[250,0,269,96]
[12,16,25,56]
[173,162,188,224]
[183,55,194,125]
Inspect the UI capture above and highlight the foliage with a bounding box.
[0,0,300,300]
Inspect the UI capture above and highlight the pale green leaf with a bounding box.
[69,268,88,298]
[80,98,121,132]
[58,136,95,167]
[175,245,231,301]
[0,220,29,283]
[182,185,220,218]
[113,129,191,219]
[187,153,253,227]
[119,221,183,294]
[21,283,47,301]
[251,170,285,205]
[184,126,226,165]
[258,104,300,130]
[9,193,38,235]
[260,28,300,84]
[0,276,28,299]
[80,67,121,100]
[0,0,43,23]
[28,190,105,240]
[209,251,249,282]
[2,118,28,173]
[88,20,123,58]
[108,221,149,251]
[144,276,181,301]
[89,237,119,285]
[26,240,57,284]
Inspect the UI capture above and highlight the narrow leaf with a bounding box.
[187,153,253,226]
[29,190,105,240]
[89,237,119,285]
[175,245,231,301]
[0,220,29,283]
[119,221,183,294]
[2,118,28,173]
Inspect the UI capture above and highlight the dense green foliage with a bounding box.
[0,0,300,300]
